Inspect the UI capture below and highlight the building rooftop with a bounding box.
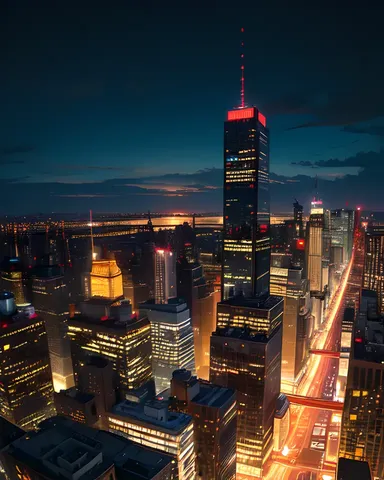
[218,294,283,312]
[212,326,269,343]
[0,416,25,449]
[337,457,372,480]
[140,298,188,314]
[3,416,173,480]
[56,388,94,404]
[190,383,235,409]
[110,399,193,435]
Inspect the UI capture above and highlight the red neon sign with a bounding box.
[227,107,255,121]
[260,224,268,233]
[258,112,266,127]
[355,337,363,343]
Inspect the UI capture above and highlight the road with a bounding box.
[264,253,355,480]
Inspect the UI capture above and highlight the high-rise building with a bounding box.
[77,356,116,429]
[68,298,152,397]
[363,225,384,314]
[270,266,311,392]
[293,199,304,238]
[216,295,283,337]
[339,294,384,479]
[331,209,355,263]
[170,369,237,480]
[31,265,74,392]
[307,205,324,293]
[0,293,55,430]
[176,259,220,379]
[155,248,176,304]
[0,415,174,480]
[108,398,195,479]
[210,324,282,479]
[222,106,270,299]
[0,257,27,305]
[273,393,290,452]
[54,387,98,427]
[89,258,124,299]
[140,299,195,394]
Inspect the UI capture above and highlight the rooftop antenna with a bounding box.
[90,210,95,259]
[240,27,245,108]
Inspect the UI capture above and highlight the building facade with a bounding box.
[31,265,74,392]
[222,107,270,299]
[140,300,195,394]
[363,225,384,314]
[0,293,55,430]
[155,248,176,304]
[89,259,124,299]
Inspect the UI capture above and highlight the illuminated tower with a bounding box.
[89,258,124,299]
[140,299,195,394]
[222,106,270,299]
[0,257,27,306]
[154,248,176,304]
[0,293,55,430]
[363,225,384,314]
[307,199,324,293]
[31,265,74,392]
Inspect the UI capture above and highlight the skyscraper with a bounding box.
[339,293,384,478]
[331,209,355,264]
[270,266,311,392]
[0,257,27,306]
[293,199,304,238]
[222,106,270,299]
[31,265,74,392]
[89,258,124,299]
[154,248,176,304]
[68,298,152,397]
[170,369,237,480]
[140,299,195,394]
[363,225,384,314]
[0,293,55,430]
[307,202,324,293]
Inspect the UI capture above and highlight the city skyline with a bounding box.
[2,4,384,214]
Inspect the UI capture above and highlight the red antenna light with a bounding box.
[240,27,245,109]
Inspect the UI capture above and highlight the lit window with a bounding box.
[349,414,357,421]
[352,390,360,397]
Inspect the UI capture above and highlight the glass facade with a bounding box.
[223,107,270,299]
[364,226,384,314]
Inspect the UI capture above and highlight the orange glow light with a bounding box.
[258,111,266,127]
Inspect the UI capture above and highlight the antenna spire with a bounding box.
[90,210,95,259]
[240,27,245,108]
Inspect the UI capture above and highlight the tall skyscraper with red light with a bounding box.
[222,106,270,299]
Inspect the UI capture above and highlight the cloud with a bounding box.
[342,125,384,137]
[1,145,35,156]
[291,150,384,172]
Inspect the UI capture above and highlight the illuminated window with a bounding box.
[349,414,357,421]
[362,390,368,396]
[352,390,360,397]
[4,344,10,351]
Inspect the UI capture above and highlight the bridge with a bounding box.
[309,349,341,358]
[286,394,344,412]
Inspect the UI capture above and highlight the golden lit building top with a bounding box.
[90,259,123,299]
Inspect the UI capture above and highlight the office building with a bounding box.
[339,297,384,479]
[216,294,283,337]
[0,415,174,480]
[307,203,324,293]
[273,393,290,452]
[170,369,237,479]
[210,324,282,478]
[77,356,116,429]
[222,106,270,299]
[293,199,304,238]
[140,299,195,394]
[176,260,220,379]
[270,266,311,392]
[68,298,152,397]
[363,225,384,314]
[0,292,55,430]
[31,265,74,392]
[89,258,124,299]
[155,248,176,304]
[0,257,27,305]
[108,398,195,479]
[54,387,98,427]
[331,209,355,263]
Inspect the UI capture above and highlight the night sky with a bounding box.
[2,2,384,215]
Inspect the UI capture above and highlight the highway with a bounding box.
[264,251,355,480]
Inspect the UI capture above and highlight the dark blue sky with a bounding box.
[2,2,384,214]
